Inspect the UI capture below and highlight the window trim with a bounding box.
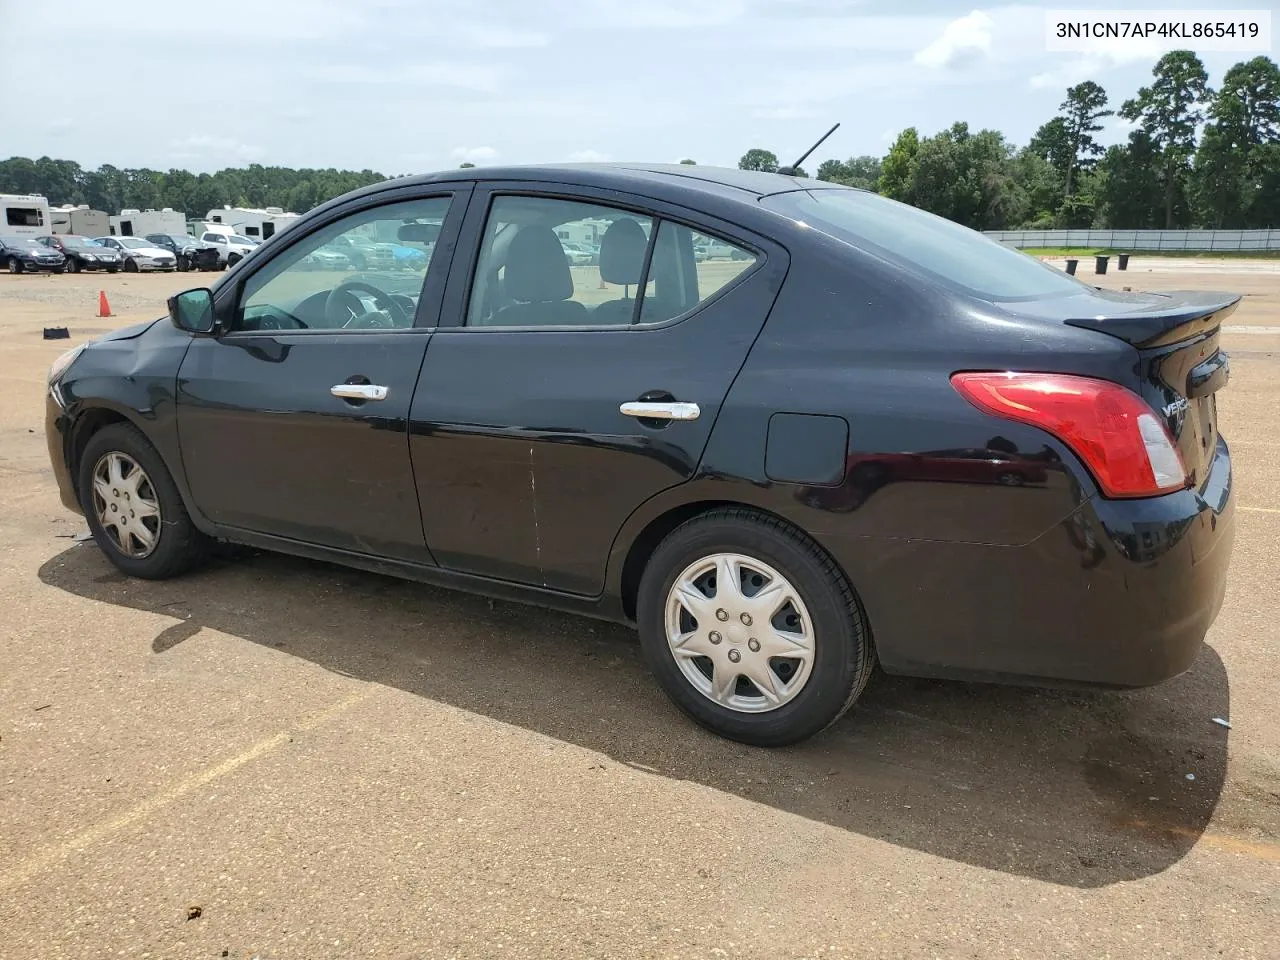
[211,183,473,338]
[443,185,767,335]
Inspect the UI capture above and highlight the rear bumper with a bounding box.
[853,437,1235,688]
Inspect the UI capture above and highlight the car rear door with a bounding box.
[174,184,470,562]
[409,182,789,593]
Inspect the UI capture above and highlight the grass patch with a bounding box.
[1016,247,1280,259]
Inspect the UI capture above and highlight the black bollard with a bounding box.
[1095,255,1109,275]
[1117,253,1129,270]
[1065,258,1078,275]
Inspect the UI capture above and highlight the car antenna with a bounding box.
[776,122,840,177]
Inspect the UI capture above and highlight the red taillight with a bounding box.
[950,372,1188,498]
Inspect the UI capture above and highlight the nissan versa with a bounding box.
[44,164,1236,746]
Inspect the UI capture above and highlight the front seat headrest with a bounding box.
[505,226,574,303]
[598,218,648,286]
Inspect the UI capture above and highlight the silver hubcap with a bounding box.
[664,553,815,713]
[91,452,161,559]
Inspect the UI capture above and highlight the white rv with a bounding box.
[110,208,188,237]
[205,205,300,240]
[1,194,52,237]
[50,204,110,237]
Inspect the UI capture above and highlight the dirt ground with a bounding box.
[1,261,1277,959]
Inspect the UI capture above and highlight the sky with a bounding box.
[0,0,1269,175]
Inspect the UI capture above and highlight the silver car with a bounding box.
[94,237,177,272]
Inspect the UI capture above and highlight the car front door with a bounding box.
[174,185,468,562]
[409,184,787,592]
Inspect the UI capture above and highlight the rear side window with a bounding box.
[465,194,757,329]
[762,189,1085,300]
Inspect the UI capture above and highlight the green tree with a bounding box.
[1058,81,1112,198]
[459,162,476,168]
[1096,132,1167,228]
[1027,117,1073,186]
[878,128,919,200]
[738,148,778,172]
[1193,57,1280,227]
[816,155,882,189]
[1120,50,1211,227]
[679,158,696,165]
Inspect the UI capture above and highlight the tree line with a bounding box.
[729,52,1280,231]
[3,51,1276,230]
[0,158,386,218]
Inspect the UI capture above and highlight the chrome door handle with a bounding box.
[330,384,388,401]
[619,401,700,421]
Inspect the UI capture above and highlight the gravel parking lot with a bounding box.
[1,263,1277,959]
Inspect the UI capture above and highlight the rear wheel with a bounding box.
[106,266,119,274]
[637,508,874,746]
[78,423,209,579]
[7,256,21,274]
[227,253,241,267]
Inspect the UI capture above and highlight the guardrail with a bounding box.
[984,229,1280,252]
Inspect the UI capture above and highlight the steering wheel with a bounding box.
[323,279,412,329]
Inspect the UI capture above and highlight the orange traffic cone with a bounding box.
[98,291,112,317]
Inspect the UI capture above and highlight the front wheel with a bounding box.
[78,422,209,579]
[637,508,874,747]
[66,258,81,274]
[123,258,138,273]
[177,255,190,272]
[7,256,21,274]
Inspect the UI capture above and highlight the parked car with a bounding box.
[35,235,123,273]
[144,234,220,272]
[1,235,66,273]
[199,231,258,268]
[300,248,351,271]
[325,234,395,270]
[561,241,597,266]
[44,163,1236,747]
[93,237,176,272]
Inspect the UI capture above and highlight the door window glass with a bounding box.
[233,196,449,333]
[466,196,653,328]
[637,223,755,325]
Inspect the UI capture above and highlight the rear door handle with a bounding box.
[619,401,700,421]
[331,384,388,401]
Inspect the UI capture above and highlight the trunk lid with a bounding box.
[1026,288,1239,492]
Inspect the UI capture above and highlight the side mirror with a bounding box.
[168,288,217,334]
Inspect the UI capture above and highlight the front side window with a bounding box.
[234,195,449,333]
[465,195,756,329]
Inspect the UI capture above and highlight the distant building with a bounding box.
[50,204,109,237]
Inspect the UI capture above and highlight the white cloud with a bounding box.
[168,135,265,165]
[451,146,500,164]
[1029,48,1154,90]
[914,10,994,69]
[752,106,820,121]
[566,149,613,162]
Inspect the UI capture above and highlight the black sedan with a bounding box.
[35,235,123,273]
[44,164,1236,746]
[144,233,220,272]
[2,235,65,273]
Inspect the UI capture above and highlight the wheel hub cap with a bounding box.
[91,452,161,559]
[664,552,815,714]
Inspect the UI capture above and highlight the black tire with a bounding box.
[78,422,209,580]
[637,508,874,747]
[227,253,241,267]
[177,255,189,272]
[106,266,119,273]
[66,258,80,274]
[7,256,22,274]
[52,266,65,274]
[123,258,138,273]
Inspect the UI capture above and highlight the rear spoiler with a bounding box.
[1064,291,1241,348]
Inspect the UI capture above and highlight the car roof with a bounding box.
[350,162,849,206]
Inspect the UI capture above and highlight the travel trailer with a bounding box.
[0,193,52,237]
[205,205,300,240]
[110,208,188,237]
[50,204,110,237]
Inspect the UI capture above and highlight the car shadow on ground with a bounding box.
[39,544,1230,890]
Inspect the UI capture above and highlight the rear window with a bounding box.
[762,189,1086,300]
